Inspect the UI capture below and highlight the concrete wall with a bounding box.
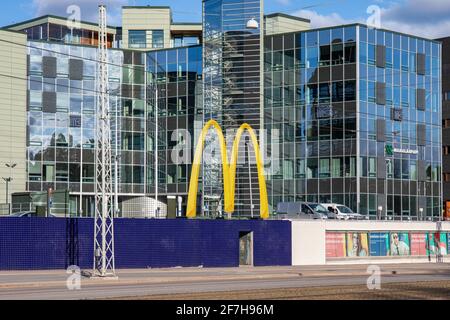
[265,14,310,35]
[122,7,172,50]
[0,30,27,209]
[292,220,450,265]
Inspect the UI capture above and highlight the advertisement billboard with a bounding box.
[426,232,448,256]
[346,232,369,257]
[326,232,346,258]
[369,232,389,256]
[410,233,427,256]
[389,232,410,256]
[448,233,450,253]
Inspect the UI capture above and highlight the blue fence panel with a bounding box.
[0,218,292,270]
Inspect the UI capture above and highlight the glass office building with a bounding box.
[264,25,442,219]
[21,4,442,220]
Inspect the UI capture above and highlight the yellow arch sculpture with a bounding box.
[228,123,269,218]
[186,120,269,219]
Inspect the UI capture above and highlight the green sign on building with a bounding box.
[385,144,393,156]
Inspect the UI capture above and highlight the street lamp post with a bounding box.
[377,206,383,220]
[4,162,16,215]
[154,85,160,218]
[2,177,12,205]
[114,155,120,217]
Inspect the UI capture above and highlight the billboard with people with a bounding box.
[389,232,410,256]
[346,232,369,257]
[426,232,447,256]
[326,231,448,259]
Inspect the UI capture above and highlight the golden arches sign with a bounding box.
[186,120,269,219]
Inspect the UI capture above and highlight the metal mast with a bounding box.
[93,4,115,277]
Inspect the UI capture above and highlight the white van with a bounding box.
[320,203,366,220]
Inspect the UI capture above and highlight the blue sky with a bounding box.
[1,0,450,39]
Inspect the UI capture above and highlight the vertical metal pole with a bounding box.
[5,180,8,205]
[115,155,118,217]
[155,87,159,217]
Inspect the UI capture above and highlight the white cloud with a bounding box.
[292,0,450,39]
[32,0,130,25]
[379,0,450,39]
[291,9,360,28]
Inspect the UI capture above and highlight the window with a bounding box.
[152,30,164,48]
[129,30,146,48]
[332,158,343,177]
[368,44,376,65]
[319,45,330,66]
[295,159,306,178]
[386,159,393,178]
[332,81,344,102]
[307,158,318,178]
[29,162,42,181]
[319,83,330,102]
[402,159,410,179]
[410,162,417,180]
[283,160,294,179]
[345,157,356,177]
[344,80,356,101]
[307,47,318,68]
[445,92,450,101]
[331,44,344,65]
[344,42,356,63]
[319,158,330,178]
[173,36,199,47]
[295,47,305,68]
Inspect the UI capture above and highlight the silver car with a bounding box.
[277,202,328,220]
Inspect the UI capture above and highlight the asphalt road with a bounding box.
[0,263,449,300]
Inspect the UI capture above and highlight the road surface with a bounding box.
[0,263,449,300]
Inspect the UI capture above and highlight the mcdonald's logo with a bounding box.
[187,120,269,219]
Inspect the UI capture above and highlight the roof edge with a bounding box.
[265,13,311,24]
[3,14,118,30]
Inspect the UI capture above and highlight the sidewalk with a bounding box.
[0,263,449,290]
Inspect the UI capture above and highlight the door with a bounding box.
[239,231,253,266]
[167,197,177,219]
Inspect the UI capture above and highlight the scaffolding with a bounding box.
[93,5,116,278]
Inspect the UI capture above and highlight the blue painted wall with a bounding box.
[0,218,291,270]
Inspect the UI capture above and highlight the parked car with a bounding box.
[9,211,56,218]
[320,203,350,220]
[276,202,328,220]
[321,203,366,220]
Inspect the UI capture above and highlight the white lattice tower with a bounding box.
[93,4,116,277]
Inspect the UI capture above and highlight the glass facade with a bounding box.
[146,46,202,200]
[264,25,442,220]
[202,0,263,217]
[129,30,147,48]
[26,41,146,216]
[23,23,115,47]
[152,30,164,49]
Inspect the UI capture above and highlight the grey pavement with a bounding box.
[0,263,449,299]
